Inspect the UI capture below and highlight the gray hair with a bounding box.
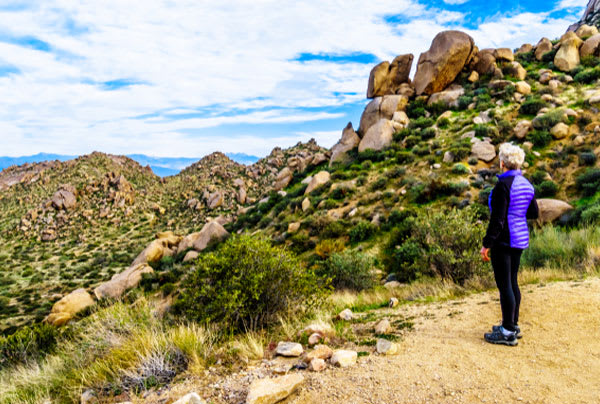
[498,143,525,170]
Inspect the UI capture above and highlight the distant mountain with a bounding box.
[0,152,260,177]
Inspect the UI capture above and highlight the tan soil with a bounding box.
[144,277,600,404]
[290,278,600,404]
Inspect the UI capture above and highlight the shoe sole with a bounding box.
[492,327,523,339]
[484,337,518,346]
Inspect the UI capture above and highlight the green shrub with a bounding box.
[421,127,437,139]
[532,110,565,131]
[323,250,376,291]
[409,116,435,129]
[437,117,450,128]
[581,205,600,224]
[529,130,552,147]
[519,97,548,116]
[574,66,600,83]
[579,152,597,166]
[289,233,315,253]
[322,220,347,239]
[576,168,600,196]
[175,235,322,331]
[395,151,415,164]
[0,323,59,368]
[541,49,557,63]
[406,98,427,118]
[457,95,473,110]
[349,221,377,243]
[369,177,387,192]
[535,180,558,197]
[452,164,470,174]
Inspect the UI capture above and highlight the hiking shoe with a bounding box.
[484,328,518,346]
[492,324,522,339]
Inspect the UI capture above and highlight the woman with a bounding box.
[480,143,538,346]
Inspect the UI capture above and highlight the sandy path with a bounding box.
[290,278,600,404]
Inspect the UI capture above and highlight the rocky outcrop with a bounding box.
[427,84,464,108]
[177,220,229,253]
[358,119,395,152]
[51,185,77,210]
[359,95,408,135]
[305,171,331,194]
[413,31,475,95]
[94,263,154,299]
[330,123,360,165]
[472,49,496,75]
[246,374,304,404]
[535,38,553,61]
[580,33,600,58]
[274,167,293,191]
[537,199,574,224]
[555,32,583,72]
[367,54,413,98]
[45,288,95,326]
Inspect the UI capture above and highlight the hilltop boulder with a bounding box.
[494,48,514,62]
[358,119,395,152]
[535,38,553,61]
[413,30,475,95]
[576,24,599,38]
[555,32,583,72]
[537,199,573,224]
[367,54,413,98]
[330,122,360,165]
[472,49,496,75]
[580,33,600,58]
[359,95,408,134]
[46,288,95,326]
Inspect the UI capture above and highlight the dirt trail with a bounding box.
[290,278,600,404]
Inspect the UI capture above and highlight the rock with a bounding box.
[172,393,206,404]
[237,187,247,204]
[555,32,583,72]
[359,97,383,134]
[274,167,293,190]
[304,344,334,362]
[413,30,475,95]
[301,323,334,338]
[131,238,171,266]
[94,263,153,299]
[468,71,479,82]
[80,389,97,404]
[367,54,413,98]
[375,319,391,334]
[51,185,77,210]
[539,70,554,84]
[330,350,358,367]
[376,339,398,355]
[551,122,569,139]
[574,135,585,146]
[380,95,409,119]
[397,82,416,98]
[207,191,224,209]
[287,222,301,234]
[358,119,395,152]
[183,250,199,262]
[548,79,561,91]
[156,231,182,247]
[309,358,326,372]
[473,116,485,125]
[443,151,454,163]
[41,228,57,242]
[246,374,304,404]
[389,297,399,308]
[589,90,600,104]
[472,49,496,75]
[384,280,402,289]
[580,33,600,58]
[330,122,360,165]
[576,24,598,38]
[304,171,331,195]
[276,342,303,357]
[471,141,496,162]
[507,62,527,80]
[338,308,354,321]
[392,111,410,126]
[427,84,464,108]
[301,197,311,212]
[515,81,531,95]
[308,333,322,345]
[537,199,573,224]
[46,288,94,326]
[177,221,228,254]
[516,43,533,54]
[494,48,514,62]
[514,120,532,139]
[535,38,553,61]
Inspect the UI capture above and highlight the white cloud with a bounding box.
[0,1,587,158]
[556,0,587,9]
[443,0,470,5]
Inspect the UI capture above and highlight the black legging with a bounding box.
[491,246,523,332]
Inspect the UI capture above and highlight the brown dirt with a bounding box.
[290,277,600,404]
[144,277,600,404]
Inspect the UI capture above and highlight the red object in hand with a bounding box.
[480,247,490,262]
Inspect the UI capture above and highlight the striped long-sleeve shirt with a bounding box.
[483,170,539,249]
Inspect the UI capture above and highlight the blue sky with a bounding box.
[0,0,589,158]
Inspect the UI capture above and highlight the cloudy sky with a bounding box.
[0,0,589,158]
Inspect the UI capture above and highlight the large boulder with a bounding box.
[51,185,77,210]
[554,32,583,72]
[471,140,496,162]
[94,263,154,299]
[359,95,408,134]
[494,48,514,62]
[131,238,171,267]
[515,81,531,95]
[207,191,224,209]
[472,49,496,75]
[576,24,599,38]
[514,120,532,139]
[46,288,95,326]
[305,171,331,195]
[330,122,360,165]
[246,374,304,404]
[535,38,553,61]
[580,33,600,58]
[358,119,395,152]
[177,220,229,253]
[413,31,475,95]
[550,122,570,139]
[427,84,464,108]
[506,62,527,80]
[274,167,293,190]
[366,54,413,98]
[537,199,573,224]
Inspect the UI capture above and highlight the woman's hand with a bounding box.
[480,247,490,262]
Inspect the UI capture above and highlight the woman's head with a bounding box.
[498,143,525,170]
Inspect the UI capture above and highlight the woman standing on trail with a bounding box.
[480,143,539,346]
